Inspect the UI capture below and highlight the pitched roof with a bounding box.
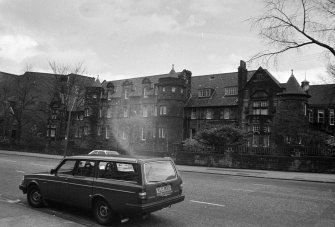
[92,78,102,87]
[0,71,17,82]
[186,70,256,107]
[308,84,335,105]
[281,74,307,95]
[102,72,181,98]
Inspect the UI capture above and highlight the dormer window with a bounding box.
[199,89,211,98]
[224,87,238,96]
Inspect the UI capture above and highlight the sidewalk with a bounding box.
[1,150,335,184]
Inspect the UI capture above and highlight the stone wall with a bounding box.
[175,152,335,173]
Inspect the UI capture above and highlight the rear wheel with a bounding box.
[93,199,118,225]
[27,185,43,208]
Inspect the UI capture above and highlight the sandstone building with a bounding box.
[0,61,334,153]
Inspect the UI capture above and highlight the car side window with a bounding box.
[98,161,139,182]
[75,160,95,177]
[57,160,76,175]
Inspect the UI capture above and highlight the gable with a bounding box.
[244,67,283,91]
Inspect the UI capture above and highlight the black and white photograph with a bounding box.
[0,0,334,226]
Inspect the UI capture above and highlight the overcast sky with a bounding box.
[0,0,331,84]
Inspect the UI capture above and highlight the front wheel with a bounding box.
[93,199,118,225]
[27,185,43,208]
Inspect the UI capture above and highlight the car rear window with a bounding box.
[144,161,177,183]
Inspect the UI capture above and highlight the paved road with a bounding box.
[0,152,335,226]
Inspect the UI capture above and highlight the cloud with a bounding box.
[0,35,41,62]
[189,0,234,15]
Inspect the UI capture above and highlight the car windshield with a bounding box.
[144,161,176,183]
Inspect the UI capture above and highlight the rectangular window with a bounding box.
[318,109,324,123]
[160,106,167,115]
[191,109,196,119]
[224,108,230,119]
[141,128,146,141]
[206,108,213,119]
[51,110,57,120]
[84,108,89,117]
[309,110,313,122]
[84,126,89,136]
[252,100,268,115]
[143,87,148,98]
[97,126,102,136]
[253,124,260,133]
[107,109,112,118]
[162,87,166,92]
[47,124,56,138]
[123,107,128,118]
[330,109,334,125]
[122,128,126,140]
[181,88,184,94]
[142,106,148,117]
[224,87,238,96]
[99,108,102,118]
[153,129,156,138]
[198,89,211,98]
[124,89,129,99]
[75,128,79,138]
[172,87,176,93]
[263,135,269,147]
[159,128,165,138]
[260,101,268,107]
[252,135,259,147]
[153,105,157,116]
[263,125,270,133]
[108,91,113,100]
[105,127,109,139]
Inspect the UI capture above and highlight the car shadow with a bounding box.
[21,200,175,226]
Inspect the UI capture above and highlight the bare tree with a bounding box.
[250,0,335,67]
[9,75,40,144]
[48,60,89,157]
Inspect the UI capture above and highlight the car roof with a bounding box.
[65,154,172,163]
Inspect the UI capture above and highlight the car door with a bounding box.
[65,160,95,208]
[46,159,77,202]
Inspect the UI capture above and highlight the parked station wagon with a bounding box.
[19,155,185,225]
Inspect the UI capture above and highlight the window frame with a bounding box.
[318,109,325,123]
[330,109,334,126]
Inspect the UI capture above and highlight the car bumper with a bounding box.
[126,194,185,214]
[19,184,27,194]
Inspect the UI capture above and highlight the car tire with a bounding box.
[27,185,43,208]
[93,199,118,226]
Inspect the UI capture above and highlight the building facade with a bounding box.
[0,61,334,153]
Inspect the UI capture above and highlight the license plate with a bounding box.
[156,185,172,196]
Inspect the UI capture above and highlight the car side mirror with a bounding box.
[50,169,56,175]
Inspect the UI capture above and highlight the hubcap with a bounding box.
[99,204,109,218]
[32,191,41,203]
